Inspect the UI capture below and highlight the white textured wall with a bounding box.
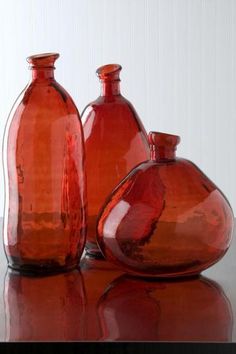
[0,0,235,214]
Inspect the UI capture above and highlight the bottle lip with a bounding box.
[27,53,60,68]
[96,64,122,81]
[148,131,181,148]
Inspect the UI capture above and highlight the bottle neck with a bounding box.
[31,68,55,81]
[100,80,120,96]
[150,146,176,162]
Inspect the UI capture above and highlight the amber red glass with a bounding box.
[98,275,232,341]
[3,53,86,273]
[97,131,234,277]
[82,64,149,257]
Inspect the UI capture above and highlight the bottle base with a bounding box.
[124,271,201,280]
[7,259,79,276]
[85,249,105,259]
[85,242,104,259]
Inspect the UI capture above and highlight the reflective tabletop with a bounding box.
[0,219,235,342]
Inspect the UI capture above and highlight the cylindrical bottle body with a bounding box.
[3,79,86,273]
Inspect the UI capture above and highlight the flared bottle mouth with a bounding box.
[96,64,122,81]
[27,53,60,68]
[149,131,181,148]
[148,131,181,161]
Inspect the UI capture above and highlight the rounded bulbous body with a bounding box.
[3,53,86,273]
[97,132,234,277]
[82,64,149,257]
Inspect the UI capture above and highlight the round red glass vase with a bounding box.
[3,53,87,273]
[97,132,234,277]
[82,64,149,257]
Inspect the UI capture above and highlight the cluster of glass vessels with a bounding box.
[3,53,234,277]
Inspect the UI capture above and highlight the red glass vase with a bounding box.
[82,64,149,257]
[97,132,234,277]
[98,275,232,341]
[3,53,87,273]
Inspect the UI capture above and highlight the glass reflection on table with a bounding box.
[3,257,233,342]
[4,269,86,341]
[97,274,233,341]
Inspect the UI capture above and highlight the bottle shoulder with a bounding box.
[111,157,232,210]
[82,95,133,114]
[10,80,80,120]
[124,158,215,186]
[81,94,147,139]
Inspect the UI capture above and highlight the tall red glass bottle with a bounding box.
[3,53,86,273]
[97,132,234,277]
[82,64,149,257]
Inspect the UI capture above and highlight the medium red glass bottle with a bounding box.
[82,64,149,257]
[3,53,86,273]
[98,275,232,341]
[97,132,234,277]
